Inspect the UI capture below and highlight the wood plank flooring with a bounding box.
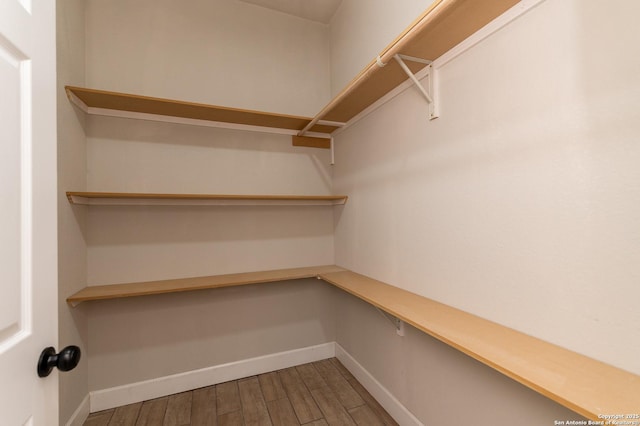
[84,358,398,426]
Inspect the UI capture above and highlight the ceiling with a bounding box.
[237,0,343,24]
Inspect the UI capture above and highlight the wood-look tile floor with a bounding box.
[84,358,398,426]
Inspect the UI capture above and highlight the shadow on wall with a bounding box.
[84,115,334,196]
[83,203,336,285]
[334,288,588,425]
[85,280,340,390]
[332,0,640,379]
[85,205,334,244]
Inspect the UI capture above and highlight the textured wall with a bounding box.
[85,117,335,285]
[335,291,585,424]
[85,0,331,116]
[88,280,338,391]
[57,0,89,423]
[328,0,431,96]
[82,0,337,395]
[333,0,640,423]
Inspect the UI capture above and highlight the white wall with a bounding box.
[333,0,640,422]
[328,0,431,96]
[56,0,89,423]
[81,0,338,394]
[335,292,583,425]
[85,0,330,116]
[85,118,335,285]
[88,280,339,391]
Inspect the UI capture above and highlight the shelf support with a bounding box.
[330,137,335,166]
[393,54,439,120]
[376,307,405,337]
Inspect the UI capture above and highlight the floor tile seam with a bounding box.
[314,360,365,411]
[263,396,281,426]
[257,372,285,404]
[218,407,245,423]
[296,362,329,391]
[238,376,272,426]
[190,386,217,424]
[216,380,242,416]
[308,385,357,426]
[149,396,170,426]
[278,366,323,424]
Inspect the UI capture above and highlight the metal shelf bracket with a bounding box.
[376,307,406,337]
[393,54,439,120]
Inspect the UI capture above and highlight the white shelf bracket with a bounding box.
[393,54,439,120]
[376,307,406,337]
[330,137,335,166]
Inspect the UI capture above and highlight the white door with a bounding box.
[0,0,59,424]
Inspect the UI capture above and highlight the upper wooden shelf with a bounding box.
[303,0,520,131]
[320,270,640,422]
[65,86,340,135]
[66,192,348,206]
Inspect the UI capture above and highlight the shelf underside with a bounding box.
[310,0,520,125]
[321,270,640,422]
[66,192,348,206]
[65,86,340,135]
[68,266,640,420]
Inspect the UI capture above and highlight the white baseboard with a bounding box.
[335,343,423,426]
[89,342,336,412]
[88,341,420,426]
[65,394,90,426]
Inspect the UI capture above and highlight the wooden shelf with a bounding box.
[68,265,640,419]
[65,86,339,135]
[67,265,346,306]
[66,192,348,206]
[302,0,520,132]
[319,270,640,421]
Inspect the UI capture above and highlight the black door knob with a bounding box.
[37,345,81,378]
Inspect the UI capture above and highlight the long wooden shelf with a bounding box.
[67,265,346,306]
[66,192,348,206]
[68,266,640,419]
[320,270,640,421]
